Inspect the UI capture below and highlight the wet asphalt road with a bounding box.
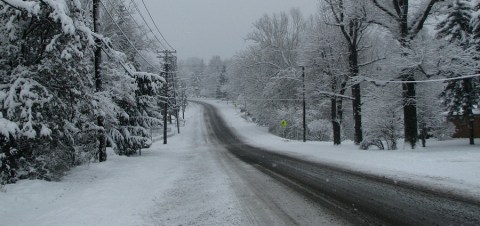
[198,101,480,226]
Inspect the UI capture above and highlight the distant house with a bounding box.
[447,108,480,138]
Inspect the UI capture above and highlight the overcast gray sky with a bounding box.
[140,0,319,60]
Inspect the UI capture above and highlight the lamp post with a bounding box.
[302,66,306,142]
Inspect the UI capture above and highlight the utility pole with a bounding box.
[93,0,106,162]
[171,56,180,134]
[159,50,176,144]
[302,66,306,142]
[163,58,169,144]
[181,84,186,119]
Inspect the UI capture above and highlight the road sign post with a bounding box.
[281,120,288,138]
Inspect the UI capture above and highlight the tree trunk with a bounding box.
[464,78,475,145]
[468,116,475,145]
[350,50,363,145]
[402,80,418,149]
[420,122,427,148]
[332,97,341,145]
[399,5,419,149]
[93,0,106,162]
[400,37,418,149]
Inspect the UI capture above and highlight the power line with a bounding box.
[129,0,170,51]
[140,0,175,50]
[359,73,480,85]
[103,0,152,43]
[99,0,163,72]
[104,0,172,52]
[101,48,135,76]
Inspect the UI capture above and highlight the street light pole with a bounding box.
[302,66,306,142]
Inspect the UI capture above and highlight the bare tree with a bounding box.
[301,17,350,145]
[369,0,441,148]
[323,0,374,145]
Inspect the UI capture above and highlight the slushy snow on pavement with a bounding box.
[201,99,480,201]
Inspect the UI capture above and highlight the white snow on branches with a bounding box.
[40,124,52,137]
[42,0,75,35]
[2,0,40,15]
[134,72,166,83]
[1,76,52,139]
[0,117,19,138]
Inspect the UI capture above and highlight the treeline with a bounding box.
[226,0,480,149]
[0,0,168,183]
[178,56,229,99]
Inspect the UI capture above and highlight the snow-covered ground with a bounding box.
[0,104,246,226]
[201,99,480,201]
[2,99,479,226]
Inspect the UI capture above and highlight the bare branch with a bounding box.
[245,61,282,70]
[371,0,399,20]
[392,0,402,16]
[0,0,20,10]
[367,20,391,30]
[410,0,439,37]
[358,57,387,67]
[325,0,353,46]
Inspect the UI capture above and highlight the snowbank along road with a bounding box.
[195,101,480,225]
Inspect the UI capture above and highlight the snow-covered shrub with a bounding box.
[359,139,385,150]
[430,121,456,141]
[363,85,403,150]
[308,119,332,141]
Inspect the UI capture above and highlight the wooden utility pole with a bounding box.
[93,0,106,162]
[159,50,176,144]
[171,56,180,134]
[181,86,186,119]
[163,57,169,144]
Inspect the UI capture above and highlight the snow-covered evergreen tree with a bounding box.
[0,0,97,182]
[437,0,473,45]
[0,0,166,183]
[216,65,228,99]
[436,0,479,145]
[100,0,164,156]
[471,0,480,49]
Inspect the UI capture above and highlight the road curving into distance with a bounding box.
[196,101,480,226]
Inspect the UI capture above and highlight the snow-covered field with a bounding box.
[201,99,480,201]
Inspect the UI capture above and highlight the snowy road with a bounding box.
[149,103,350,225]
[198,101,480,225]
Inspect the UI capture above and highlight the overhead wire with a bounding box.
[139,0,175,50]
[103,0,161,48]
[359,73,480,85]
[104,0,168,50]
[99,0,164,73]
[129,0,170,51]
